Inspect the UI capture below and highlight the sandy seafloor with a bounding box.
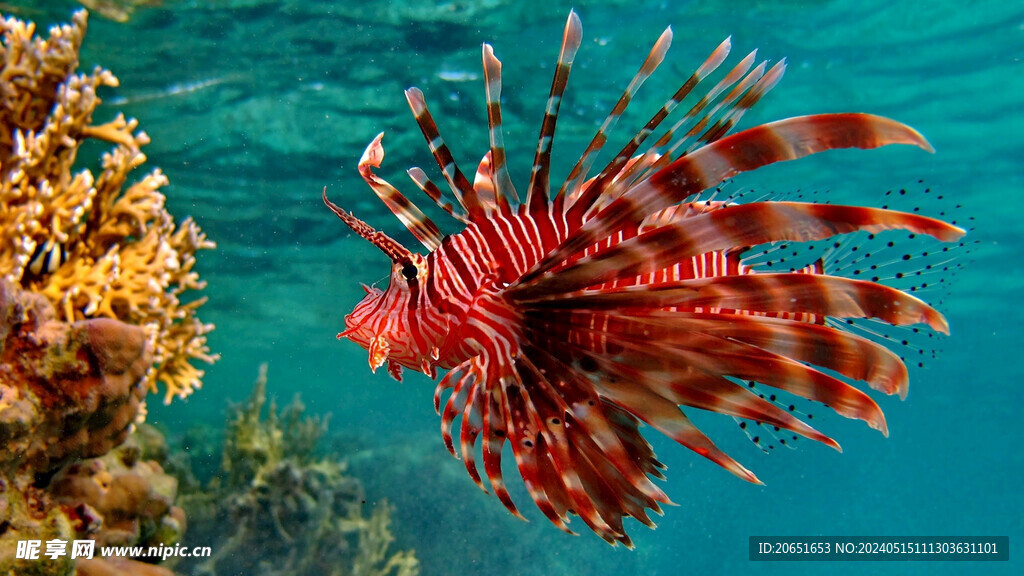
[7,0,1021,574]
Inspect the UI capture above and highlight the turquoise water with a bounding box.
[13,0,1021,574]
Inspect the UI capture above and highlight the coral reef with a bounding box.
[50,426,185,551]
[175,365,420,576]
[0,279,150,476]
[0,279,169,575]
[0,8,217,405]
[0,9,217,575]
[48,425,183,576]
[0,474,76,576]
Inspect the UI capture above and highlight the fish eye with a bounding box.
[401,263,418,280]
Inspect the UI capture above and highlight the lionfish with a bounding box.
[323,12,964,546]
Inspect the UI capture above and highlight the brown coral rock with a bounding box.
[0,279,150,474]
[50,436,184,552]
[83,318,148,376]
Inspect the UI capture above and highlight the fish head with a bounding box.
[339,253,434,379]
[324,187,442,378]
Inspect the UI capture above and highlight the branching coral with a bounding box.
[0,9,217,404]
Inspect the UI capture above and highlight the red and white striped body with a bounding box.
[343,198,779,378]
[323,11,965,547]
[342,206,571,376]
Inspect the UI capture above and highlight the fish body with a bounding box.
[323,11,964,546]
[27,237,69,276]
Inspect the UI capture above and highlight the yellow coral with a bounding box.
[0,10,217,404]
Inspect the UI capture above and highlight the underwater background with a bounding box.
[5,0,1020,574]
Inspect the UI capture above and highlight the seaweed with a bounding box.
[175,365,419,576]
